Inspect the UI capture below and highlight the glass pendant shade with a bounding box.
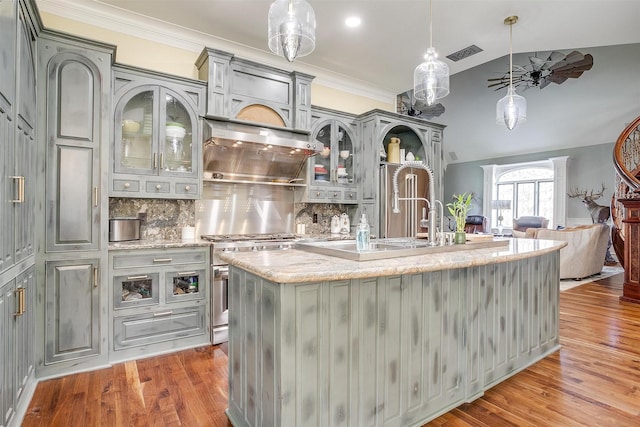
[413,47,450,105]
[496,86,527,130]
[268,0,316,62]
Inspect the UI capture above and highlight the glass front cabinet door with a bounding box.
[308,119,357,204]
[115,86,197,177]
[111,68,205,199]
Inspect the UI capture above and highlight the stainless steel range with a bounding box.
[201,233,297,344]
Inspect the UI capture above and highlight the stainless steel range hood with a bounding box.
[203,119,323,182]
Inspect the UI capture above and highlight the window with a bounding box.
[482,157,568,231]
[494,168,554,228]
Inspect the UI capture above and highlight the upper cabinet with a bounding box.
[305,107,358,204]
[195,47,314,132]
[110,66,206,199]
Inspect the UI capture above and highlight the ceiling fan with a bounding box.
[488,50,594,91]
[397,90,445,120]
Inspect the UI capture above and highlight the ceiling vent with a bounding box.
[446,45,483,62]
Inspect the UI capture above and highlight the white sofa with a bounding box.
[525,224,610,280]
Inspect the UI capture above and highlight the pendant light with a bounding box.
[268,0,316,62]
[496,16,526,130]
[413,0,449,106]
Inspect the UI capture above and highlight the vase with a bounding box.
[454,231,466,244]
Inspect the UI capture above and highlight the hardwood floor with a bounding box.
[23,272,640,426]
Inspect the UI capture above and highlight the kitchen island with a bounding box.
[219,238,565,427]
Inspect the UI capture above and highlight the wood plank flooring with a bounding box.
[22,272,640,426]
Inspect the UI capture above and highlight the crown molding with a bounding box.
[36,0,396,104]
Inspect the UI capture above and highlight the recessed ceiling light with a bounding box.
[345,16,361,28]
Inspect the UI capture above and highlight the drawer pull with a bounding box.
[124,182,131,188]
[156,184,162,190]
[177,271,197,276]
[185,185,191,191]
[153,310,173,317]
[333,192,338,197]
[316,191,321,197]
[126,275,149,280]
[153,258,172,263]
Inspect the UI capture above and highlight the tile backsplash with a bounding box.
[109,198,354,240]
[109,198,195,241]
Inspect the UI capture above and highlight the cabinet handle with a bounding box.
[9,176,23,203]
[316,191,321,197]
[126,275,149,280]
[153,258,172,263]
[124,182,131,188]
[333,192,338,197]
[177,271,196,276]
[93,267,99,288]
[349,193,354,198]
[153,310,173,317]
[160,152,164,170]
[153,152,157,169]
[156,184,162,190]
[14,288,25,316]
[94,187,99,207]
[185,185,191,191]
[20,177,25,203]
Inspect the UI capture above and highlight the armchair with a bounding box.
[464,215,489,233]
[512,216,549,237]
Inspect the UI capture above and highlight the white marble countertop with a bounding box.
[108,238,211,250]
[219,238,567,284]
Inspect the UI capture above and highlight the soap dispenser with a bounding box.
[356,213,370,252]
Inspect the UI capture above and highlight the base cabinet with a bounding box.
[1,265,34,427]
[108,247,210,361]
[44,259,100,364]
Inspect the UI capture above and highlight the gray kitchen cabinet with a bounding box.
[37,30,113,378]
[1,0,36,273]
[0,2,37,425]
[304,107,359,204]
[108,247,209,361]
[359,110,445,202]
[44,259,101,364]
[196,47,314,131]
[110,66,206,199]
[39,32,112,253]
[1,265,34,427]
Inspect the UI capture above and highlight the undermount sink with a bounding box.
[295,237,509,261]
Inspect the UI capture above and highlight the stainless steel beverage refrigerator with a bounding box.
[379,163,431,238]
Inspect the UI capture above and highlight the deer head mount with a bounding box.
[567,183,610,224]
[567,183,606,202]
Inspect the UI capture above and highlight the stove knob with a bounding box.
[251,246,258,251]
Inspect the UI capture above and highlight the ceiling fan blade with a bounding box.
[545,51,565,67]
[547,75,568,85]
[529,56,546,71]
[539,78,552,89]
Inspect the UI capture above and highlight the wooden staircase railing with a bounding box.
[612,115,640,303]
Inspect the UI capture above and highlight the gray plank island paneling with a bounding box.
[223,239,563,426]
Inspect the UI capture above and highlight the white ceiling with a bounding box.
[38,0,640,97]
[38,0,640,163]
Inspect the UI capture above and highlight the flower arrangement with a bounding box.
[446,192,473,233]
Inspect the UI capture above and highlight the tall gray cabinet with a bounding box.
[357,110,445,237]
[0,0,38,425]
[36,30,114,377]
